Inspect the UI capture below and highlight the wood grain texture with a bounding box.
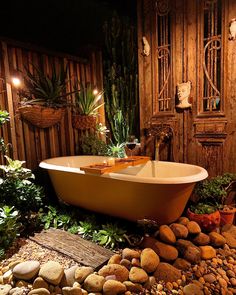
[30,228,113,269]
[0,40,103,170]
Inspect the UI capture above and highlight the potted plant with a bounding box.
[187,173,236,230]
[18,63,74,128]
[72,83,104,130]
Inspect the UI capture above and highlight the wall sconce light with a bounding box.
[11,77,22,88]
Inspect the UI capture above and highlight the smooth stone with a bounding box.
[173,258,191,270]
[183,283,203,295]
[123,281,143,293]
[143,276,156,290]
[0,284,12,295]
[222,232,236,248]
[192,233,210,246]
[83,274,105,293]
[33,277,49,290]
[120,259,131,270]
[74,267,94,284]
[153,263,181,283]
[102,280,126,295]
[187,221,201,234]
[62,286,82,295]
[107,255,122,265]
[209,232,226,247]
[129,267,148,284]
[9,287,25,295]
[199,246,216,259]
[61,265,79,287]
[122,249,140,260]
[39,261,64,285]
[154,241,178,261]
[203,274,216,283]
[159,225,176,244]
[170,223,188,239]
[28,288,50,295]
[140,248,159,273]
[98,264,129,282]
[177,217,190,225]
[13,261,40,280]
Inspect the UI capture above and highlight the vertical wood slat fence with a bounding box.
[0,39,104,170]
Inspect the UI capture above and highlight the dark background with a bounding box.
[0,0,137,55]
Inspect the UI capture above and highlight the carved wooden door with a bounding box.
[138,0,236,176]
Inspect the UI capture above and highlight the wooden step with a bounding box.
[30,228,114,269]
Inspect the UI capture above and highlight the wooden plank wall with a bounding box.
[0,39,104,170]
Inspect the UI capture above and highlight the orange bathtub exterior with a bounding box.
[47,169,194,225]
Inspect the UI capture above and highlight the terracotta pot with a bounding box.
[219,206,236,226]
[187,208,221,232]
[72,114,96,130]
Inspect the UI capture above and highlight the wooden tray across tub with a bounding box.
[80,156,150,175]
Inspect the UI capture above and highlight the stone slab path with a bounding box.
[29,228,114,269]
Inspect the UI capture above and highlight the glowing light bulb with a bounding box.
[11,77,21,87]
[93,89,98,95]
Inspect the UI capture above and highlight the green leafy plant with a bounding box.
[107,142,126,158]
[74,83,104,115]
[78,217,98,239]
[0,206,21,250]
[190,203,216,214]
[92,223,126,249]
[80,135,107,156]
[19,63,74,108]
[0,110,10,155]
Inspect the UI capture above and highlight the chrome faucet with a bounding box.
[148,124,173,161]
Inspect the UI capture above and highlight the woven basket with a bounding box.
[18,105,65,128]
[72,114,96,130]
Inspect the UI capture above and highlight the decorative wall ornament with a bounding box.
[229,18,236,40]
[156,0,170,16]
[176,81,192,109]
[142,36,150,56]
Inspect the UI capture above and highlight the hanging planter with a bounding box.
[18,105,65,128]
[72,114,96,130]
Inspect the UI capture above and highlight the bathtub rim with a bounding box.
[39,155,208,185]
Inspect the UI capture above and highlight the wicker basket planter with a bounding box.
[18,105,65,128]
[72,114,96,130]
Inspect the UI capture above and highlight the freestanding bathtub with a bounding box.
[39,156,208,225]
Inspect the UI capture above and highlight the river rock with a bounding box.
[173,258,191,270]
[203,274,216,283]
[209,232,226,247]
[74,267,94,284]
[60,265,79,287]
[102,280,126,295]
[122,249,140,260]
[154,241,178,261]
[83,274,105,293]
[221,224,236,238]
[62,286,83,295]
[199,246,216,259]
[140,248,159,273]
[120,259,131,270]
[176,239,201,264]
[98,264,129,282]
[33,277,49,289]
[222,232,236,248]
[153,263,181,283]
[183,283,204,295]
[9,287,26,295]
[0,284,12,295]
[143,276,156,290]
[108,255,122,265]
[159,225,176,244]
[28,288,50,295]
[192,233,210,246]
[39,261,64,285]
[177,217,189,225]
[13,261,40,280]
[187,221,201,234]
[170,223,188,238]
[123,281,143,293]
[129,267,148,284]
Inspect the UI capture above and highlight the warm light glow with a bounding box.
[11,77,21,87]
[93,88,98,95]
[97,94,102,100]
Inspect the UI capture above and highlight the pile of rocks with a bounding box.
[0,218,236,295]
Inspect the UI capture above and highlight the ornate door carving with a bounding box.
[138,0,236,176]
